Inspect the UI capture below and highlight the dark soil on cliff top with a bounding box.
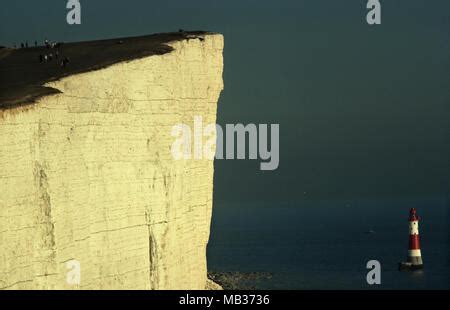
[0,31,210,110]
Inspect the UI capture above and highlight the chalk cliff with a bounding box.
[0,33,224,289]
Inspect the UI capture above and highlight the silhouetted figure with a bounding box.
[35,41,37,47]
[25,41,28,48]
[39,54,43,63]
[45,39,49,49]
[20,43,24,48]
[61,57,70,67]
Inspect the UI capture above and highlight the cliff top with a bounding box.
[0,31,212,110]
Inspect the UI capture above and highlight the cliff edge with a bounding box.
[0,32,224,289]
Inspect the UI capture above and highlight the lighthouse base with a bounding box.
[408,256,423,265]
[398,262,423,271]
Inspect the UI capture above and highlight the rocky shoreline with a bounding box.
[207,272,273,290]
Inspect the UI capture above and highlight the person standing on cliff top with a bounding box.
[61,57,70,67]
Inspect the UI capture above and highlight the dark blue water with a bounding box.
[207,196,450,289]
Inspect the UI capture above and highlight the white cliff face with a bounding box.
[0,34,224,289]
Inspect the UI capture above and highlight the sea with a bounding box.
[207,195,450,289]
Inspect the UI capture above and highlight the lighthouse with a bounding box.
[399,208,423,270]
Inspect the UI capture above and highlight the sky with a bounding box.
[1,0,449,204]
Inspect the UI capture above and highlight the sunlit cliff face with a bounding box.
[0,34,224,289]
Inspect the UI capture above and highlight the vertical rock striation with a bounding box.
[0,34,224,289]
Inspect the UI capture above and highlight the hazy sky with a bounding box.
[1,1,449,204]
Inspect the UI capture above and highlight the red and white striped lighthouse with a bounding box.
[406,208,423,268]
